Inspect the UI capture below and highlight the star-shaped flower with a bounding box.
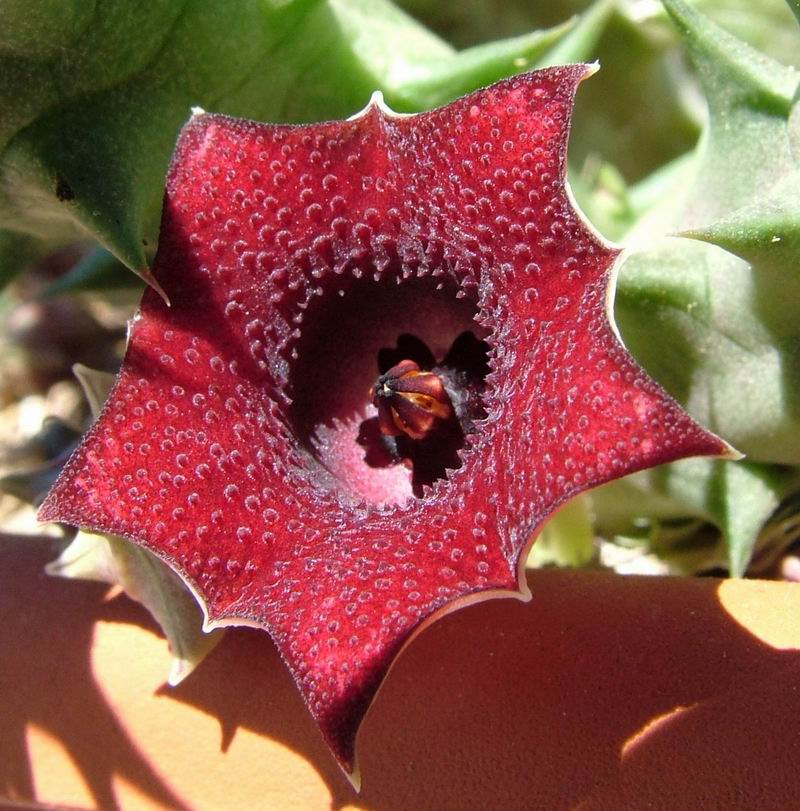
[39,65,730,784]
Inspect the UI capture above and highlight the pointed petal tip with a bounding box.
[581,60,600,79]
[322,740,360,789]
[550,61,600,84]
[348,90,409,121]
[345,763,362,793]
[687,430,743,466]
[36,495,58,525]
[691,419,742,462]
[321,575,530,787]
[719,441,745,462]
[367,90,386,109]
[138,267,171,306]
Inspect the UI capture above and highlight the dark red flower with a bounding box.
[39,65,729,784]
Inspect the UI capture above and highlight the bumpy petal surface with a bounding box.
[39,66,729,779]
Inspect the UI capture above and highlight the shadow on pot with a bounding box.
[2,535,799,810]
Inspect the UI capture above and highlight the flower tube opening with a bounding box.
[286,272,490,506]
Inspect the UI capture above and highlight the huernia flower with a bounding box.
[39,65,730,784]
